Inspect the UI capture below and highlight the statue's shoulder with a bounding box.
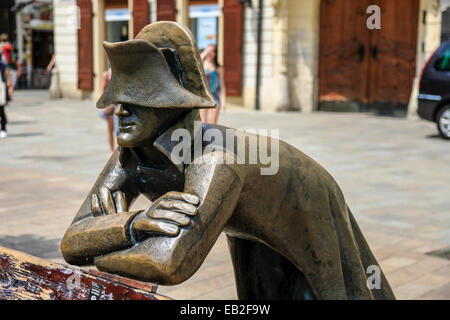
[202,123,259,139]
[201,123,237,152]
[198,123,250,168]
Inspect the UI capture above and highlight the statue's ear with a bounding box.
[160,48,190,92]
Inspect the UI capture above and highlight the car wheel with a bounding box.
[437,106,450,140]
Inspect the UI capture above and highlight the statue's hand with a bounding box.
[91,186,128,216]
[130,191,200,240]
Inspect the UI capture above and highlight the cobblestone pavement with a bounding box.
[0,90,449,300]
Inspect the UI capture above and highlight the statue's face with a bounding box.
[115,104,185,148]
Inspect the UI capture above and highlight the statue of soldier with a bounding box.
[61,22,395,300]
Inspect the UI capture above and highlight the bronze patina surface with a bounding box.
[61,22,395,300]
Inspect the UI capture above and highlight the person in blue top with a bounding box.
[0,51,11,138]
[199,44,226,124]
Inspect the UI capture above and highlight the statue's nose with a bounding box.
[115,104,130,117]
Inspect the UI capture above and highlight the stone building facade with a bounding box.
[53,0,442,115]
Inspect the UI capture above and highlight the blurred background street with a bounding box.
[1,0,450,301]
[0,90,449,299]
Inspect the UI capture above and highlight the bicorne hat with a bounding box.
[97,21,217,109]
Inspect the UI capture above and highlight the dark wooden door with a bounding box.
[223,0,243,96]
[319,0,419,108]
[77,0,93,91]
[157,0,176,21]
[368,0,419,104]
[32,31,53,69]
[319,0,370,103]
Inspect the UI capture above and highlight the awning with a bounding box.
[189,4,220,19]
[30,19,53,30]
[105,9,130,22]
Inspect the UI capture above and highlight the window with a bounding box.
[434,46,450,71]
[189,4,220,51]
[105,9,130,43]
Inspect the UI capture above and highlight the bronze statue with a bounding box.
[61,22,395,300]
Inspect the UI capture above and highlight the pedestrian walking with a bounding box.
[0,52,11,138]
[0,34,12,65]
[46,53,56,74]
[199,44,226,124]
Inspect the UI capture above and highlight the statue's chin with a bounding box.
[116,135,135,148]
[117,134,155,149]
[117,141,127,148]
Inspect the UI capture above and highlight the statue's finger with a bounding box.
[100,186,116,215]
[158,200,197,216]
[147,209,191,226]
[91,194,102,216]
[164,191,200,205]
[114,191,127,213]
[133,218,179,237]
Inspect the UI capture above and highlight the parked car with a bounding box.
[418,40,450,139]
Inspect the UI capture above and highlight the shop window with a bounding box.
[189,3,219,51]
[105,8,130,43]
